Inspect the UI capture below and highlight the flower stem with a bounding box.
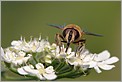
[80,68,87,76]
[4,63,38,80]
[57,66,89,79]
[57,68,78,79]
[55,62,65,71]
[4,75,36,81]
[57,64,73,74]
[32,53,38,63]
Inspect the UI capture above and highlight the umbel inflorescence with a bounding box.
[1,35,119,80]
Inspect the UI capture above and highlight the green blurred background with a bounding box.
[1,1,121,81]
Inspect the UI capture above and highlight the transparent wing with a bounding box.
[83,30,103,37]
[48,24,66,30]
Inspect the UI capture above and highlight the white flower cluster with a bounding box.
[1,36,119,80]
[17,63,57,80]
[51,45,119,73]
[10,36,50,52]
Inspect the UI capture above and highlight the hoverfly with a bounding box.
[49,24,102,53]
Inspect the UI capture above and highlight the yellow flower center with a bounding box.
[15,56,24,60]
[38,68,45,74]
[76,58,83,64]
[32,46,37,51]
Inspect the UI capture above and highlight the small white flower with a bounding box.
[51,43,57,48]
[11,40,23,50]
[18,51,26,56]
[11,36,50,53]
[1,48,16,63]
[44,55,52,64]
[52,45,72,59]
[68,57,83,66]
[23,39,48,52]
[88,50,119,73]
[36,39,50,52]
[36,63,57,80]
[17,65,37,75]
[12,54,32,66]
[66,49,91,67]
[17,63,57,80]
[1,48,32,66]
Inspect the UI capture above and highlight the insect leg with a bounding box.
[65,42,70,53]
[78,41,85,54]
[73,39,86,56]
[61,41,70,53]
[55,33,65,53]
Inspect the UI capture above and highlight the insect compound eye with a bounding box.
[73,29,80,40]
[63,28,71,38]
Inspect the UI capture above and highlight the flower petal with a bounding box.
[94,50,110,61]
[105,57,119,64]
[18,51,26,56]
[11,41,22,46]
[94,66,102,73]
[81,64,89,70]
[66,47,72,54]
[17,67,29,75]
[12,59,23,66]
[67,57,76,65]
[22,65,39,75]
[56,46,60,53]
[89,61,97,68]
[83,55,91,62]
[3,49,16,63]
[51,43,56,47]
[69,57,82,66]
[98,63,115,70]
[43,73,57,80]
[23,55,32,63]
[66,52,75,58]
[45,66,54,74]
[45,55,52,64]
[36,73,45,80]
[45,59,52,64]
[36,63,44,69]
[80,49,90,55]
